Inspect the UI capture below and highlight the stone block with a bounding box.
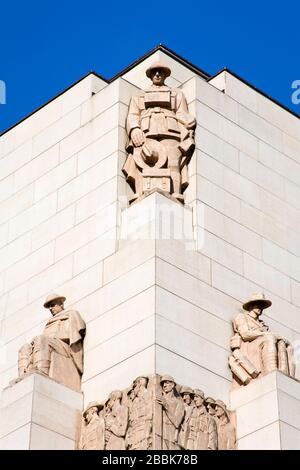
[240,152,285,199]
[57,153,118,211]
[34,155,77,202]
[0,140,32,182]
[30,423,75,450]
[73,228,117,276]
[27,255,73,304]
[77,127,120,174]
[31,205,75,251]
[156,239,211,283]
[0,185,34,225]
[244,253,291,301]
[75,177,118,224]
[196,126,239,171]
[196,176,241,223]
[82,346,156,404]
[196,229,243,275]
[156,286,231,350]
[103,239,155,285]
[237,422,281,450]
[14,144,59,193]
[83,316,155,381]
[84,258,155,324]
[120,191,194,245]
[197,203,262,259]
[85,286,155,353]
[55,216,100,261]
[156,345,230,403]
[0,374,82,449]
[0,175,14,204]
[0,232,31,272]
[230,372,300,448]
[283,133,300,164]
[259,141,300,187]
[157,257,236,324]
[263,239,300,282]
[280,422,300,450]
[0,424,31,450]
[156,316,230,380]
[32,108,81,158]
[4,242,55,294]
[238,105,282,151]
[8,192,57,242]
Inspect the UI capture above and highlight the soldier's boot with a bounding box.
[261,335,277,373]
[278,340,289,374]
[18,343,33,377]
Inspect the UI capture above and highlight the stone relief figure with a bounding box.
[123,62,196,204]
[205,397,216,418]
[16,293,86,391]
[78,401,105,450]
[105,390,128,450]
[126,376,153,450]
[156,375,185,450]
[186,389,218,450]
[178,386,194,449]
[229,293,295,387]
[78,373,236,450]
[214,400,236,450]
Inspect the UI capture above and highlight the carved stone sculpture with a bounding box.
[178,386,194,449]
[126,376,152,450]
[229,293,295,387]
[186,389,217,450]
[78,374,236,450]
[123,62,196,204]
[104,390,128,450]
[16,293,86,391]
[205,397,216,417]
[78,401,105,450]
[156,375,184,450]
[214,400,236,450]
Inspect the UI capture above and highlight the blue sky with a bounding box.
[0,1,299,133]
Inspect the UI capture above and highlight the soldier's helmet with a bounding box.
[180,386,193,396]
[83,401,104,418]
[160,374,175,385]
[146,62,171,78]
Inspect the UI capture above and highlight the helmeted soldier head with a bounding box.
[83,401,104,422]
[180,386,193,405]
[214,399,230,420]
[145,62,171,86]
[160,374,176,393]
[193,389,205,407]
[243,293,272,315]
[43,293,66,316]
[205,397,216,415]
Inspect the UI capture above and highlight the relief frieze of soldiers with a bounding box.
[77,374,236,451]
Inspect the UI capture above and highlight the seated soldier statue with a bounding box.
[229,293,295,387]
[16,293,85,391]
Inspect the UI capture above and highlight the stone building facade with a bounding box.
[0,46,300,449]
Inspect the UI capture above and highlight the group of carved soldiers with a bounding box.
[78,374,236,451]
